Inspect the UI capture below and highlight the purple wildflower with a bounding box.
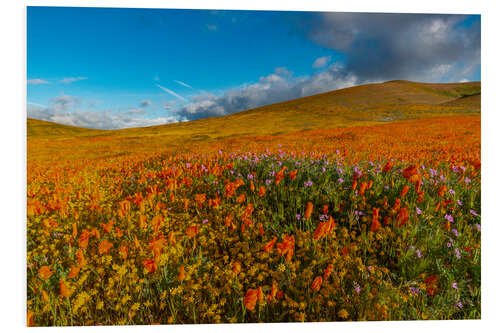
[355,285,361,294]
[338,178,344,183]
[455,248,461,259]
[451,229,459,237]
[470,209,479,216]
[449,189,455,195]
[410,287,420,295]
[475,224,481,231]
[445,214,454,223]
[465,177,471,184]
[452,282,458,290]
[202,219,208,224]
[296,214,301,221]
[304,180,313,187]
[457,199,462,206]
[416,249,423,258]
[416,207,422,215]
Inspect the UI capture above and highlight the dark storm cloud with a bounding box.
[307,12,480,82]
[172,12,480,122]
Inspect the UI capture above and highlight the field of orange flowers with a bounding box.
[27,115,481,325]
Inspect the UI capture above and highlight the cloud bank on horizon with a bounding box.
[27,9,480,129]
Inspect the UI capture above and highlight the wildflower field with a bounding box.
[27,115,481,325]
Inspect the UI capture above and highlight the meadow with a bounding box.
[26,81,481,325]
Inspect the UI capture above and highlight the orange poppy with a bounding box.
[311,276,323,292]
[371,207,381,233]
[139,214,147,231]
[177,265,186,281]
[27,309,34,327]
[168,230,176,245]
[142,259,157,273]
[232,262,242,275]
[400,185,410,197]
[243,289,258,311]
[185,225,199,238]
[237,193,246,203]
[38,266,55,280]
[67,265,80,279]
[305,202,313,220]
[98,239,113,255]
[323,264,333,280]
[59,279,73,298]
[258,186,266,197]
[263,237,277,253]
[397,207,409,227]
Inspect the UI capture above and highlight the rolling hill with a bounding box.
[27,80,480,157]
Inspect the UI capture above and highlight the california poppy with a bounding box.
[305,202,313,220]
[142,259,157,273]
[311,276,323,292]
[38,266,55,280]
[59,279,73,298]
[243,289,258,311]
[263,237,277,253]
[232,262,242,275]
[98,239,113,255]
[185,225,199,238]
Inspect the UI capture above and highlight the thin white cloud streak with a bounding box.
[173,80,193,89]
[155,84,187,102]
[27,101,47,108]
[27,78,49,85]
[60,77,88,84]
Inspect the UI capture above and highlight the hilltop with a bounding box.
[27,80,480,148]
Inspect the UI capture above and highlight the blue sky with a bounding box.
[27,7,480,129]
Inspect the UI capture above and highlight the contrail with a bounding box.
[155,84,187,102]
[173,80,193,89]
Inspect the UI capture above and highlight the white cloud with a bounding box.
[312,56,332,68]
[27,101,47,108]
[27,78,49,85]
[156,84,187,102]
[175,64,358,121]
[60,77,88,84]
[27,94,180,129]
[173,80,193,89]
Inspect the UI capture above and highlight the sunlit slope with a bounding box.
[27,118,109,139]
[28,80,480,145]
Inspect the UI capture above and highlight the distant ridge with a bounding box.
[28,80,480,142]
